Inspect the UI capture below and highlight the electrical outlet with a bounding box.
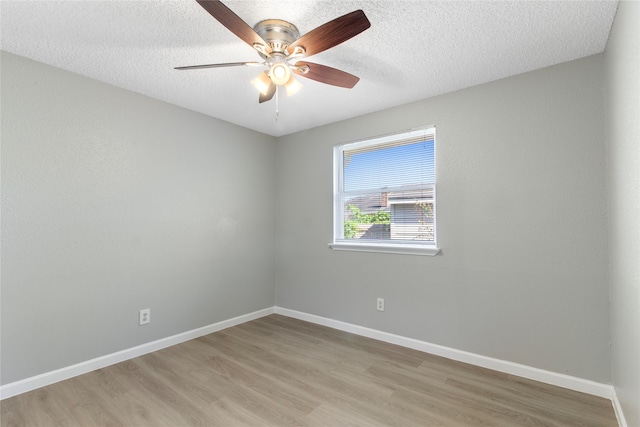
[139,308,150,325]
[377,297,385,311]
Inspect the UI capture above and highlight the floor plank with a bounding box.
[1,314,617,426]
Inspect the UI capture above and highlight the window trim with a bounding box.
[330,127,440,256]
[329,241,441,256]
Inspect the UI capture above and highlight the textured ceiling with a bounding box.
[1,0,618,137]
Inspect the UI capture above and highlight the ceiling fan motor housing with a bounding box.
[253,19,300,56]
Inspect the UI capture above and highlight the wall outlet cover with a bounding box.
[139,308,151,325]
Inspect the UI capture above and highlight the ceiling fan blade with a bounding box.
[286,10,370,57]
[174,62,263,70]
[259,82,277,103]
[196,0,272,55]
[293,61,360,88]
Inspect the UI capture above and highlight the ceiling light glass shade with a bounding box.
[269,62,291,86]
[285,76,302,96]
[251,71,272,95]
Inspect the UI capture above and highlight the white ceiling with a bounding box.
[1,0,618,137]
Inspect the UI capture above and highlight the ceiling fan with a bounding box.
[175,0,371,103]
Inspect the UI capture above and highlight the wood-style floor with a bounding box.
[1,314,617,426]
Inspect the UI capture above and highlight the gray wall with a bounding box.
[275,54,611,383]
[605,1,640,424]
[1,52,277,384]
[1,43,625,394]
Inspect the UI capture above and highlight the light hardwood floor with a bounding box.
[1,314,617,426]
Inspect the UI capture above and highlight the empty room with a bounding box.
[1,0,638,426]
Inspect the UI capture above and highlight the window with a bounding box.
[331,127,439,256]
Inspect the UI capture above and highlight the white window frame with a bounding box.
[330,127,440,256]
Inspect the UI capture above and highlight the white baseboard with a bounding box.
[612,394,629,427]
[274,307,616,400]
[0,307,274,400]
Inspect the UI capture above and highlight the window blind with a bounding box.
[342,128,435,193]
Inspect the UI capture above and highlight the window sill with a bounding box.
[329,242,441,256]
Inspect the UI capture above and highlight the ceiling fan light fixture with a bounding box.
[251,71,272,95]
[285,76,302,97]
[269,62,291,86]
